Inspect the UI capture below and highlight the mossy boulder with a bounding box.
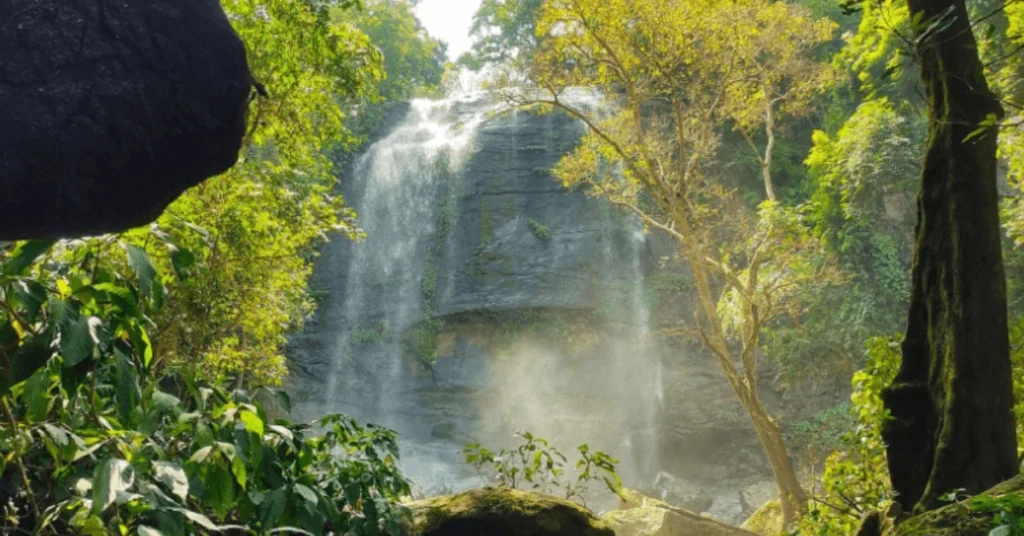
[740,500,783,535]
[602,488,757,536]
[404,487,614,536]
[856,474,1024,536]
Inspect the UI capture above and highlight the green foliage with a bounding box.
[338,0,450,143]
[147,0,385,386]
[966,494,1024,536]
[639,271,695,323]
[831,0,915,101]
[404,317,445,365]
[797,280,1024,534]
[0,242,412,535]
[932,490,1024,536]
[421,260,439,302]
[352,0,448,101]
[766,97,921,388]
[462,432,621,507]
[461,0,544,68]
[782,402,854,461]
[797,336,899,535]
[351,321,390,346]
[527,219,551,241]
[806,98,921,255]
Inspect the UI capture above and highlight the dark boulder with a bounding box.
[0,0,255,239]
[404,487,615,536]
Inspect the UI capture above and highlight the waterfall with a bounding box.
[291,84,665,509]
[317,96,486,428]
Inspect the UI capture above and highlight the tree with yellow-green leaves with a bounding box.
[136,0,383,386]
[508,0,837,526]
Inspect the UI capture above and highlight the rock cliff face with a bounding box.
[287,93,778,524]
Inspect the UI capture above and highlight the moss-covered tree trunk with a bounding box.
[882,0,1017,513]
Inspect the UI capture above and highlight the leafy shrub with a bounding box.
[462,432,621,507]
[528,219,552,241]
[797,336,899,535]
[0,241,412,535]
[351,321,390,346]
[782,402,854,462]
[965,493,1024,535]
[403,317,445,366]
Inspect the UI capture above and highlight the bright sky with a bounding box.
[414,0,483,61]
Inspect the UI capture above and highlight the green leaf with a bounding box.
[3,240,55,275]
[48,298,76,330]
[166,508,219,531]
[132,323,154,369]
[42,423,69,448]
[195,423,215,447]
[990,526,1011,536]
[274,389,292,413]
[151,508,187,536]
[206,464,235,520]
[12,279,47,321]
[294,484,318,506]
[91,458,134,514]
[268,425,294,441]
[152,390,182,413]
[95,283,141,319]
[231,454,248,490]
[153,462,189,502]
[61,315,99,367]
[239,409,265,437]
[260,488,287,527]
[126,245,164,308]
[343,482,362,506]
[169,246,197,281]
[23,367,52,421]
[138,526,164,536]
[115,350,141,424]
[189,446,214,464]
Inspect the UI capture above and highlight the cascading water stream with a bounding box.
[318,97,486,428]
[292,83,666,510]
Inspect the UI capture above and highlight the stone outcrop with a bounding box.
[740,500,783,535]
[404,487,614,536]
[0,0,254,239]
[602,489,758,536]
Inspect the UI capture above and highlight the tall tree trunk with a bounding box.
[761,96,777,203]
[744,389,808,526]
[682,228,807,526]
[882,0,1017,513]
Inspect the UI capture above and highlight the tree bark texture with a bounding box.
[883,0,1018,512]
[683,232,808,526]
[745,388,808,526]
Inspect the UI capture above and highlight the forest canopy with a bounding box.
[5,0,1024,534]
